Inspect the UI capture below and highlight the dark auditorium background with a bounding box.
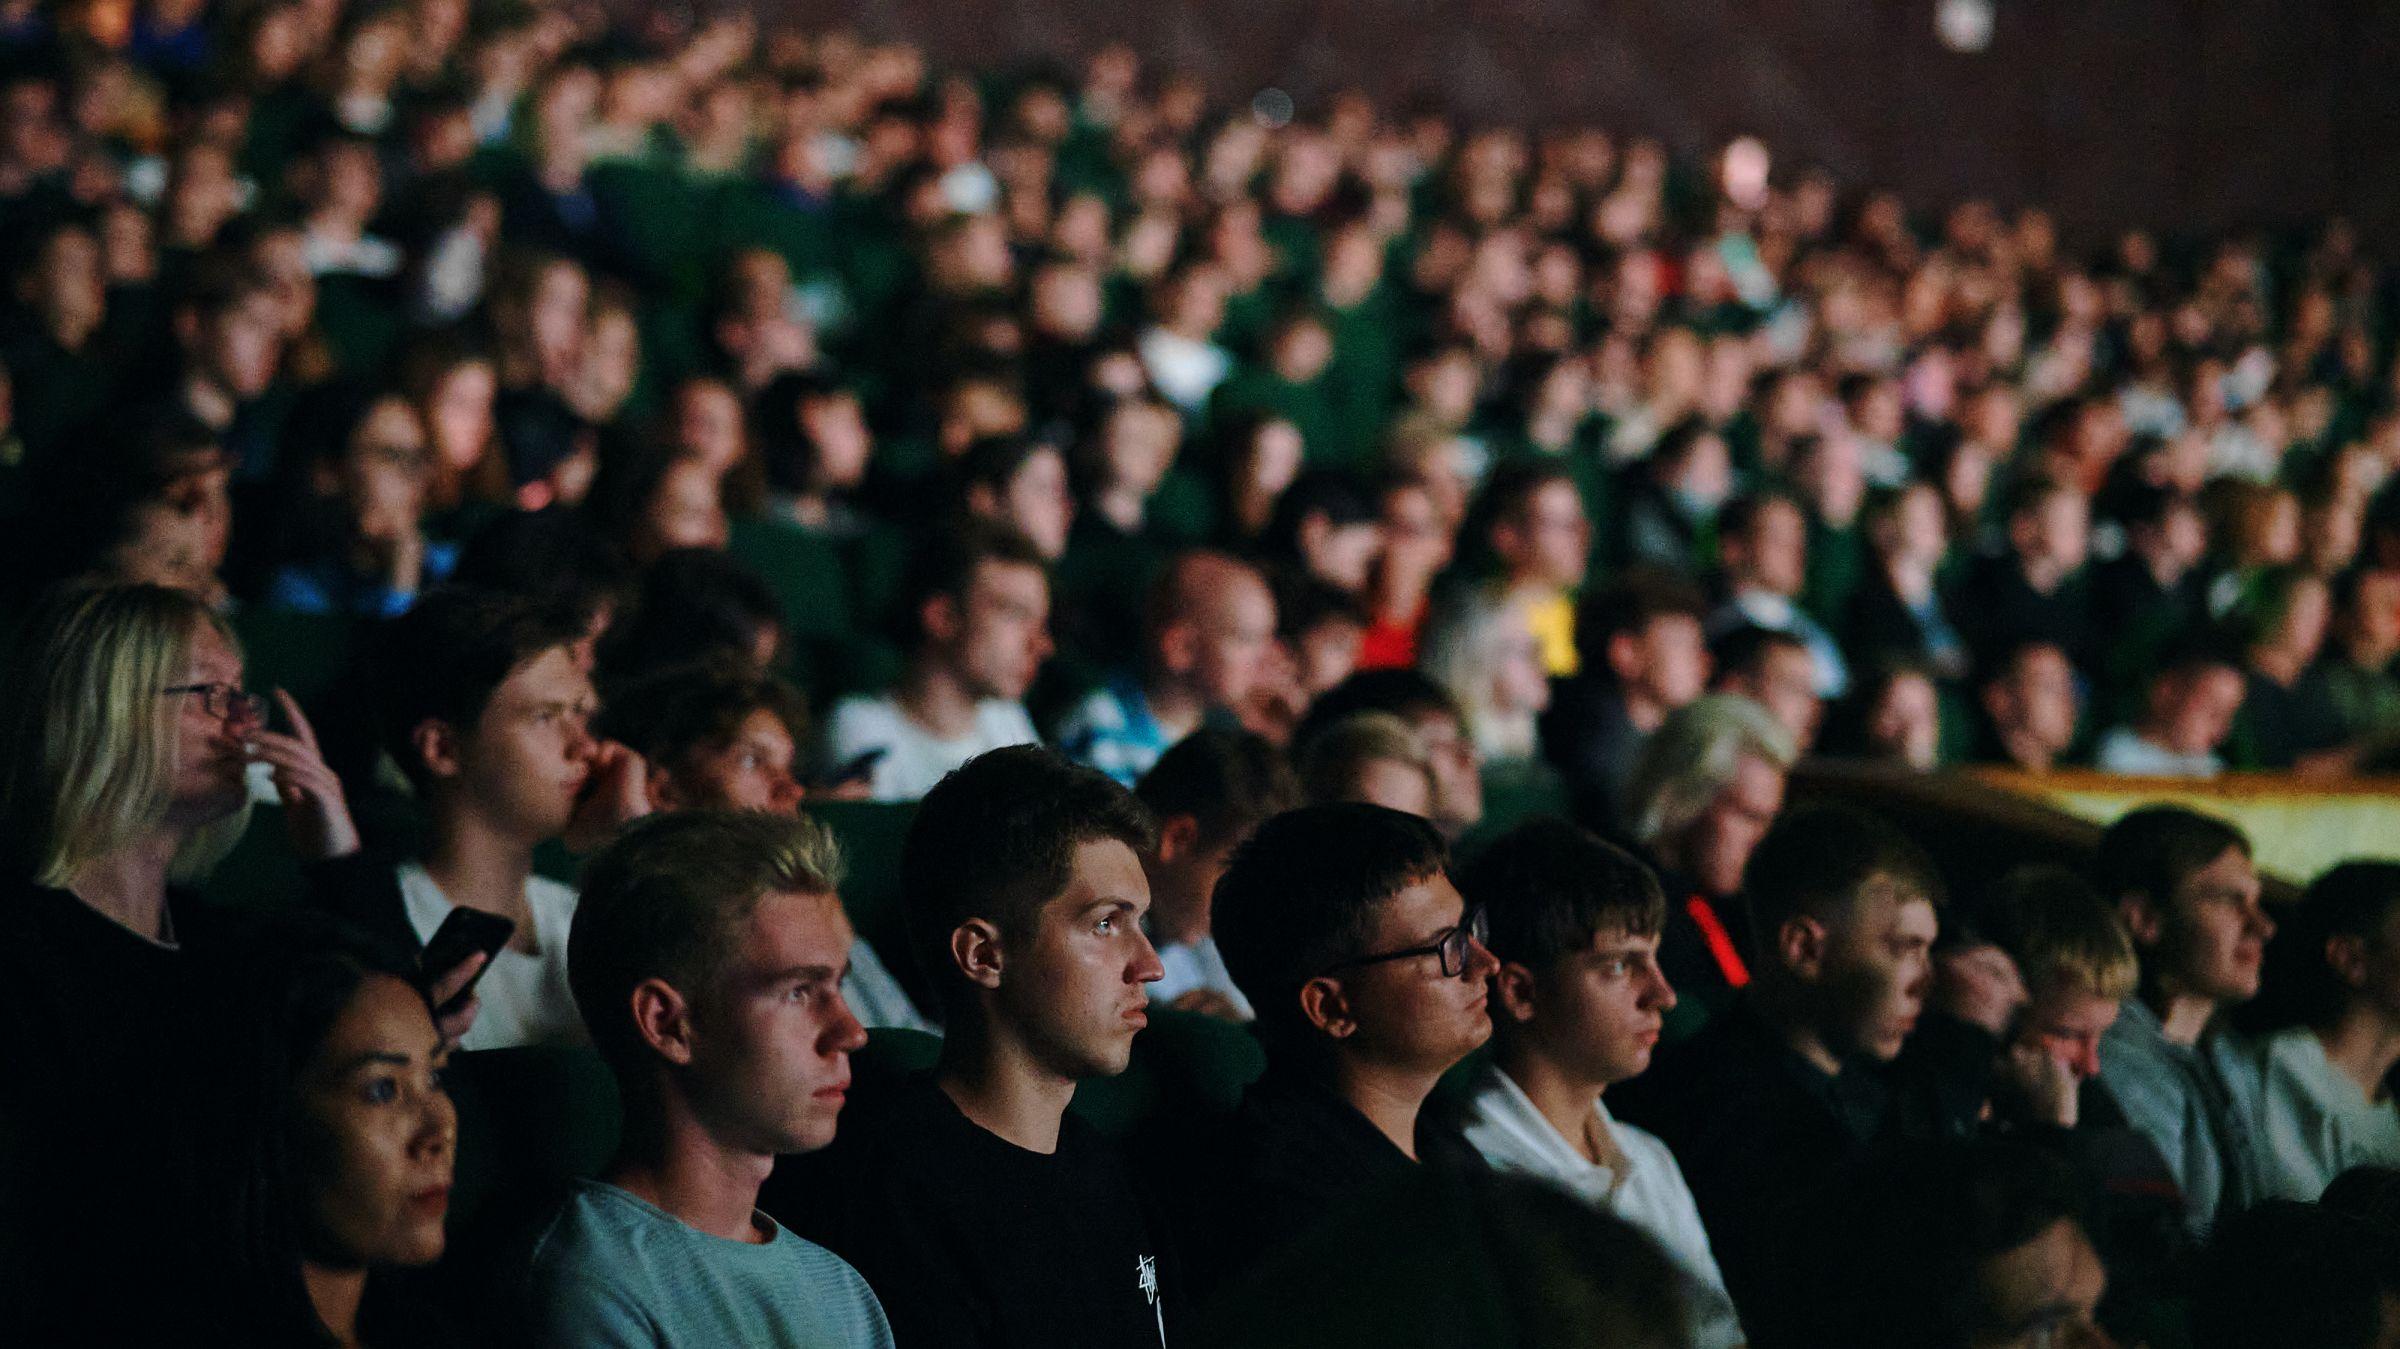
[783,0,2400,248]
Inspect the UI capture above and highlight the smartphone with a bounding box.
[418,906,516,1019]
[812,747,887,792]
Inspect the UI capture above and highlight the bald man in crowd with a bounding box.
[1057,549,1280,784]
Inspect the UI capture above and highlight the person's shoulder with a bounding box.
[971,699,1040,746]
[526,1181,655,1277]
[820,1071,962,1166]
[767,1227,892,1327]
[1608,1112,1689,1181]
[525,872,579,920]
[521,1186,669,1339]
[1059,680,1133,734]
[828,694,906,741]
[2090,725,2152,770]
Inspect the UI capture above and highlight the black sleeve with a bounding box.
[1887,1011,2000,1143]
[301,852,420,957]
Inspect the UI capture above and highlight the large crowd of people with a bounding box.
[0,0,2398,1344]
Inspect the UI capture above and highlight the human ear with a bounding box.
[1492,962,1541,1025]
[1297,976,1356,1039]
[2327,933,2372,992]
[645,762,686,811]
[921,593,963,645]
[950,918,1006,991]
[1777,915,1828,982]
[412,719,462,780]
[2117,894,2163,947]
[1158,622,1199,676]
[629,978,695,1066]
[1157,814,1202,865]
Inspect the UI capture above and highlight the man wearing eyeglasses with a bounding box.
[1198,801,1499,1294]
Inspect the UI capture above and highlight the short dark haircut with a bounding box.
[1574,567,1708,668]
[1971,636,2068,694]
[2191,1201,2400,1349]
[2117,479,2195,533]
[901,747,1155,1017]
[953,433,1050,500]
[1474,459,1576,539]
[2148,630,2243,685]
[596,548,783,686]
[2093,805,2249,911]
[583,434,695,557]
[2251,861,2400,1033]
[897,517,1048,648]
[571,810,846,1074]
[1716,489,1799,545]
[1461,817,1666,972]
[451,508,633,633]
[1272,568,1370,643]
[378,587,586,786]
[1788,1139,2088,1349]
[1648,414,1717,471]
[594,658,807,775]
[2001,471,2076,523]
[1743,803,1943,935]
[1133,727,1300,850]
[1214,802,1450,1050]
[751,369,857,492]
[1263,468,1375,566]
[1292,667,1461,760]
[1710,623,1811,683]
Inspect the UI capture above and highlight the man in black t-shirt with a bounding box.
[1194,802,1500,1294]
[764,746,1173,1348]
[1612,804,2021,1338]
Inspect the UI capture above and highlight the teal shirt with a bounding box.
[526,1179,894,1348]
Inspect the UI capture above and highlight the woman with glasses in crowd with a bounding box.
[0,582,459,1336]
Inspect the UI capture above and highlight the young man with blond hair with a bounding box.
[526,810,888,1345]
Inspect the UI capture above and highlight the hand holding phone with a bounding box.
[419,906,515,1033]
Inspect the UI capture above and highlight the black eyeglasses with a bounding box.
[1323,905,1489,979]
[165,682,267,725]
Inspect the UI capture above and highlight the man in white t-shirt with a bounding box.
[1446,817,1746,1349]
[363,588,652,1051]
[822,521,1048,801]
[2092,643,2245,779]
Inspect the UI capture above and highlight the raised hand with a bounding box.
[563,739,653,853]
[248,690,362,861]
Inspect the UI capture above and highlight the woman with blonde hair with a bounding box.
[0,582,362,920]
[1299,710,1439,818]
[1421,585,1554,766]
[0,581,413,1336]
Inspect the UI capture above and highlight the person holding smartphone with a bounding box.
[319,586,651,1051]
[0,582,477,1337]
